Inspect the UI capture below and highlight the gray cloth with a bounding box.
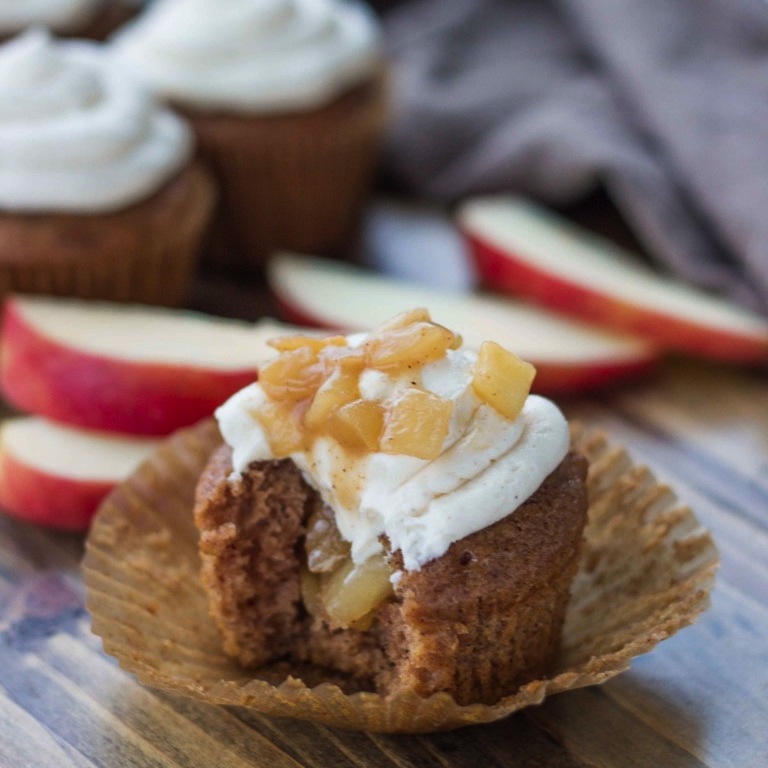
[381,0,768,313]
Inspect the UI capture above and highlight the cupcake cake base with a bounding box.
[185,74,388,274]
[0,162,216,308]
[194,446,588,706]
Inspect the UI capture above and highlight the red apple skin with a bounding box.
[274,295,658,396]
[0,300,258,436]
[467,232,768,364]
[0,451,112,531]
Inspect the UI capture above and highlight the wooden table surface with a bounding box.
[1,307,767,766]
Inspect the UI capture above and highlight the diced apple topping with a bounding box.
[259,347,323,402]
[251,310,535,462]
[251,309,461,459]
[328,399,384,452]
[380,389,453,460]
[305,368,360,430]
[472,341,536,420]
[365,322,457,372]
[321,344,367,373]
[269,334,347,353]
[249,399,306,457]
[378,307,432,332]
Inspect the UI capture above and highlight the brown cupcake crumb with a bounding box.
[195,445,588,705]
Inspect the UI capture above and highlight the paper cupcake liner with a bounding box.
[185,72,389,273]
[0,162,215,308]
[83,420,718,733]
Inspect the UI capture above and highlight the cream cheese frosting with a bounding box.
[217,335,570,572]
[0,0,104,34]
[0,28,192,214]
[110,0,381,113]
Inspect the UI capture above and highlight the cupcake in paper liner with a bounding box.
[0,29,215,308]
[83,315,717,733]
[111,0,388,273]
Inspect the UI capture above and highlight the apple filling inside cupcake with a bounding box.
[300,503,393,632]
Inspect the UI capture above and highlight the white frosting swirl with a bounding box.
[217,342,570,572]
[0,0,104,34]
[111,0,381,113]
[0,29,193,214]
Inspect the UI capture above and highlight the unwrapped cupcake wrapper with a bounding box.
[83,420,718,733]
[186,72,389,272]
[0,162,215,308]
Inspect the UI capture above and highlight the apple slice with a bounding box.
[0,297,291,436]
[267,253,658,395]
[0,417,160,530]
[459,196,768,363]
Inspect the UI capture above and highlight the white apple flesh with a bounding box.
[267,253,659,395]
[0,297,291,436]
[459,196,768,363]
[0,417,160,530]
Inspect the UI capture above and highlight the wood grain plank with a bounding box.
[0,516,85,575]
[152,693,307,768]
[418,725,570,768]
[0,644,183,768]
[467,716,587,768]
[362,733,448,768]
[419,733,488,768]
[602,583,768,768]
[610,360,768,484]
[322,726,436,768]
[566,400,768,534]
[31,631,303,768]
[528,686,709,768]
[0,685,97,768]
[233,710,371,768]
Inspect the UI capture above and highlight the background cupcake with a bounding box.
[0,0,137,42]
[0,28,216,307]
[111,0,387,274]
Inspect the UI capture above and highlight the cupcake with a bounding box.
[0,29,215,307]
[0,0,136,42]
[111,0,387,273]
[193,309,588,704]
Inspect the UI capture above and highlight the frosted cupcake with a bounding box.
[0,29,215,307]
[195,310,588,704]
[0,0,136,41]
[112,0,387,273]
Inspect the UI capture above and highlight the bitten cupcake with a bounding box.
[195,309,588,704]
[111,0,387,273]
[0,0,136,42]
[0,29,215,307]
[83,311,719,731]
